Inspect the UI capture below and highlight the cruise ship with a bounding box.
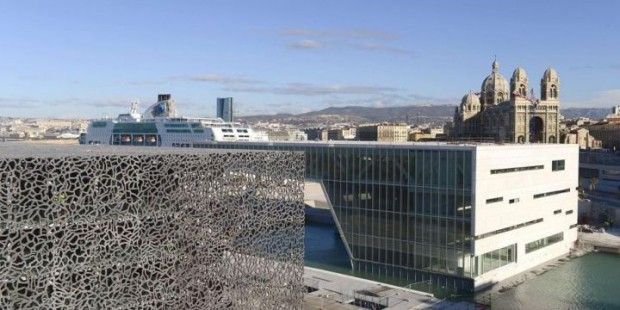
[80,94,267,147]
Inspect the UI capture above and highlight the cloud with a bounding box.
[564,89,620,108]
[569,64,620,71]
[280,28,399,41]
[0,96,138,110]
[274,83,398,96]
[0,98,42,109]
[280,27,413,56]
[352,43,415,56]
[223,82,399,96]
[288,39,323,49]
[171,74,264,85]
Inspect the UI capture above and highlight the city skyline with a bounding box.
[1,0,619,118]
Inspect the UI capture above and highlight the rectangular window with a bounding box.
[478,244,517,274]
[533,188,570,199]
[486,197,503,204]
[553,209,562,214]
[552,160,565,171]
[491,165,544,174]
[525,232,564,253]
[475,218,543,240]
[565,210,574,215]
[570,223,578,229]
[509,198,519,204]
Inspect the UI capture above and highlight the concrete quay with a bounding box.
[303,267,482,309]
[577,227,620,254]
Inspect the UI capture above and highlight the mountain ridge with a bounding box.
[238,105,610,126]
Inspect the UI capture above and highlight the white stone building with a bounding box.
[472,143,578,289]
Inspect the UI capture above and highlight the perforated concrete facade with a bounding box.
[0,144,304,309]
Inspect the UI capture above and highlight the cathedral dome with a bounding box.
[481,60,509,102]
[461,91,480,106]
[481,72,509,94]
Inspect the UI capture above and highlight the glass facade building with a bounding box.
[216,97,234,122]
[196,141,477,293]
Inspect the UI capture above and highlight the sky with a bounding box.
[0,0,619,118]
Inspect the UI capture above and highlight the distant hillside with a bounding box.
[240,105,457,126]
[560,108,609,120]
[239,105,609,126]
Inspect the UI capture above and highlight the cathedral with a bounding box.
[451,60,560,143]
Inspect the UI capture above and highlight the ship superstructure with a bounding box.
[80,94,267,146]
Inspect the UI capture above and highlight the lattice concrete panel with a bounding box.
[0,146,304,309]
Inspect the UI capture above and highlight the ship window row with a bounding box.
[551,160,565,171]
[509,198,519,204]
[485,197,503,204]
[553,209,562,214]
[533,188,570,199]
[566,210,574,215]
[222,129,234,133]
[490,165,544,175]
[525,232,564,254]
[164,123,189,128]
[111,134,160,146]
[166,129,192,133]
[236,129,248,133]
[478,244,516,275]
[474,218,543,240]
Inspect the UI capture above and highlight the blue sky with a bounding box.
[1,0,619,118]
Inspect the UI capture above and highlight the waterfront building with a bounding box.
[0,144,304,308]
[217,97,234,122]
[578,150,620,222]
[264,128,308,141]
[357,124,409,142]
[328,127,357,141]
[587,107,620,151]
[195,141,578,293]
[304,128,328,141]
[587,124,620,151]
[409,127,445,142]
[561,127,602,150]
[451,60,561,143]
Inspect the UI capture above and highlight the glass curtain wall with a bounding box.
[195,142,475,293]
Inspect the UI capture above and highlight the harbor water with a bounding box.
[305,221,620,309]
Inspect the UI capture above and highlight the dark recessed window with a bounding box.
[565,210,574,215]
[533,188,570,199]
[509,198,520,204]
[552,160,565,171]
[491,165,544,174]
[486,197,503,204]
[553,209,562,214]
